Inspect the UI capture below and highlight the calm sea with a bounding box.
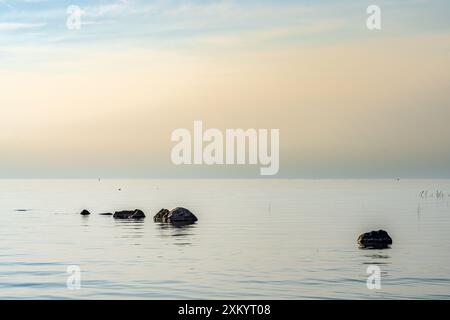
[0,179,449,299]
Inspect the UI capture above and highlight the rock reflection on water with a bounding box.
[113,219,146,243]
[361,251,391,265]
[361,251,391,278]
[80,214,90,228]
[155,222,197,246]
[109,217,197,246]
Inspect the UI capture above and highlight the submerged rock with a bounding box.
[153,208,170,222]
[80,209,91,216]
[99,213,113,216]
[168,207,198,222]
[154,207,198,223]
[357,230,392,249]
[113,209,146,220]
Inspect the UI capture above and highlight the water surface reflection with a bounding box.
[155,222,197,246]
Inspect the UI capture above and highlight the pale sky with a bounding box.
[1,0,450,178]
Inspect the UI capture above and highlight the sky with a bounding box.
[0,0,450,178]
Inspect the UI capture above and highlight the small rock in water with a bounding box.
[80,209,91,216]
[113,209,146,220]
[99,213,113,216]
[153,208,170,222]
[154,207,198,223]
[357,230,392,249]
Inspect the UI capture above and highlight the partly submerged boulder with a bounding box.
[153,208,170,222]
[357,230,392,249]
[154,207,198,223]
[113,209,146,220]
[80,209,91,216]
[168,207,198,222]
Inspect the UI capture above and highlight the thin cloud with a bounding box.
[0,22,46,30]
[84,0,131,18]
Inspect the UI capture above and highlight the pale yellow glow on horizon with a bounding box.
[1,33,450,174]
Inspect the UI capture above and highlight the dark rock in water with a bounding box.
[113,209,146,220]
[358,230,392,249]
[154,207,197,223]
[131,210,146,219]
[113,211,132,219]
[80,209,91,216]
[153,208,170,222]
[168,207,198,222]
[99,213,113,216]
